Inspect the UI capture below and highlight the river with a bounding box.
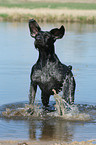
[0,22,96,142]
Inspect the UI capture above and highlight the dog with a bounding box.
[29,19,76,107]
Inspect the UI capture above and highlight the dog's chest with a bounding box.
[32,61,63,84]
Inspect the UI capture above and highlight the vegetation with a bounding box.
[0,1,96,10]
[0,0,96,23]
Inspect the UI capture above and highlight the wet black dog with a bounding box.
[29,19,76,107]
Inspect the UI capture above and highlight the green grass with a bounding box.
[0,13,9,21]
[0,1,96,10]
[0,13,8,18]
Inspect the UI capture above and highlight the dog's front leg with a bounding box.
[41,92,50,107]
[29,83,37,104]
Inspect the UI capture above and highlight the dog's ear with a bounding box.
[29,19,41,38]
[50,25,65,40]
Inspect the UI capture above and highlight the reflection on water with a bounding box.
[0,22,96,142]
[0,117,74,141]
[0,102,96,142]
[0,103,96,142]
[28,118,74,141]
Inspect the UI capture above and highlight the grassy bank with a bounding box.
[0,1,96,10]
[0,0,96,23]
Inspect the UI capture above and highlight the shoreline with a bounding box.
[0,7,96,23]
[0,140,96,145]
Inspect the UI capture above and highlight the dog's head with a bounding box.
[29,19,65,50]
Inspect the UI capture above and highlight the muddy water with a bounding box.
[0,22,96,142]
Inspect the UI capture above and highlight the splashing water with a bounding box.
[1,91,91,121]
[2,103,43,118]
[52,89,91,121]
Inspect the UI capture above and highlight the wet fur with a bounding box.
[29,19,76,107]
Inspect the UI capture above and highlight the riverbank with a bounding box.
[0,7,96,23]
[0,0,96,23]
[0,140,96,145]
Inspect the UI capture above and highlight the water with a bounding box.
[0,22,96,142]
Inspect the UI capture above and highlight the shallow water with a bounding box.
[0,22,96,142]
